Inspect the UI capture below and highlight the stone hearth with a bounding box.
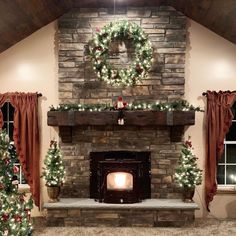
[45,199,198,227]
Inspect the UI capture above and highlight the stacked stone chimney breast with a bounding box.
[57,6,187,199]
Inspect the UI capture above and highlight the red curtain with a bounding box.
[0,92,40,207]
[205,91,236,211]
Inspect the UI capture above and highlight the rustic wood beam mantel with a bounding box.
[47,110,195,143]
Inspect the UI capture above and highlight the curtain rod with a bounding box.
[202,91,236,96]
[36,92,42,97]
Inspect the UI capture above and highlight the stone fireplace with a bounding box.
[57,5,187,199]
[45,6,199,227]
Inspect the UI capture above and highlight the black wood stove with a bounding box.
[90,151,151,203]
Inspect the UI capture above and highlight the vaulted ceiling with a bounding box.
[0,0,235,53]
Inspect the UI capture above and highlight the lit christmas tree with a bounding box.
[175,137,202,188]
[0,130,33,236]
[42,140,65,187]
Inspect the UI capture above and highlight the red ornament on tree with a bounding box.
[13,165,20,174]
[95,46,102,51]
[136,64,143,73]
[2,214,9,222]
[0,183,4,190]
[14,214,22,223]
[20,194,25,203]
[4,159,10,165]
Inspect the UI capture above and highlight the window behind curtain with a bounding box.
[217,102,236,188]
[1,102,27,185]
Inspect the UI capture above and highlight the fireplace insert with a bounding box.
[90,151,151,203]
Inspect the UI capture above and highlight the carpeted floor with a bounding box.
[33,219,236,236]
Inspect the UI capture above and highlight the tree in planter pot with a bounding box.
[42,140,65,202]
[175,137,202,202]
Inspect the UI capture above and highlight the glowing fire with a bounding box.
[107,172,133,190]
[114,173,127,188]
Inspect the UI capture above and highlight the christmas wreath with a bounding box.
[89,20,153,87]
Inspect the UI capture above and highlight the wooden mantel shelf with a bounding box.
[47,110,195,143]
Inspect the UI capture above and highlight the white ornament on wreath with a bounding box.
[89,20,153,87]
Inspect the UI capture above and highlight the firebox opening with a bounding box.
[107,172,133,191]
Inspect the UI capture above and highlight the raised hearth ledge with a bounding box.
[44,198,199,210]
[44,198,198,227]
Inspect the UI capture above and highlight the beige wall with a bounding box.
[185,20,236,218]
[0,21,58,216]
[0,18,236,218]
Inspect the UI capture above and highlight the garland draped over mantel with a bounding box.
[49,100,203,112]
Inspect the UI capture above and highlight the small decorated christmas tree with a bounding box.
[0,130,33,235]
[42,140,65,187]
[42,140,65,202]
[175,137,202,188]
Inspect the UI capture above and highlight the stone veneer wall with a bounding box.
[58,6,187,199]
[47,208,195,227]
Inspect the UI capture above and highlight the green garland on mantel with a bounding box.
[49,100,203,112]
